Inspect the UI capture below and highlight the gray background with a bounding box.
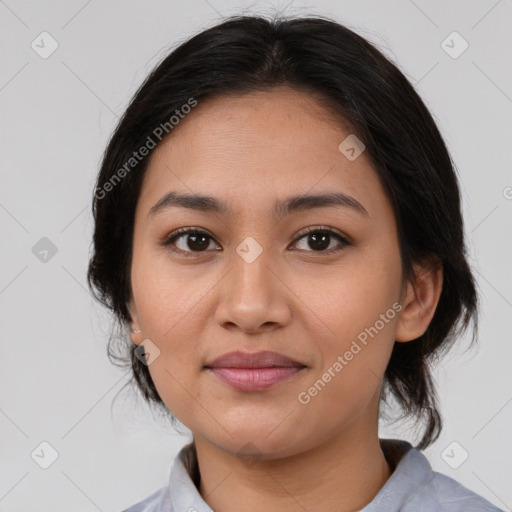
[0,0,511,510]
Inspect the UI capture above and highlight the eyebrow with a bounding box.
[148,190,368,219]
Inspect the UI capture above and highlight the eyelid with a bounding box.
[163,226,212,242]
[161,227,219,257]
[161,225,351,256]
[295,224,350,242]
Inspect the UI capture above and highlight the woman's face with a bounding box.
[129,87,407,458]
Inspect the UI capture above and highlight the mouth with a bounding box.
[204,350,307,391]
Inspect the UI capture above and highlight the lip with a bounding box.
[204,350,307,392]
[204,350,305,369]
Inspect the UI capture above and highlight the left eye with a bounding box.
[292,228,350,253]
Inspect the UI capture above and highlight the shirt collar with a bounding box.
[167,438,433,512]
[358,438,434,511]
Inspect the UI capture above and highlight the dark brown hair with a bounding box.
[87,15,478,450]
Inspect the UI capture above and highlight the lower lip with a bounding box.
[207,367,305,391]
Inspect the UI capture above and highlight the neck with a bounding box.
[194,426,392,512]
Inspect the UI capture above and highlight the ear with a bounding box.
[127,296,142,346]
[395,257,443,343]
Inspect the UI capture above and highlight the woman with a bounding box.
[87,15,502,512]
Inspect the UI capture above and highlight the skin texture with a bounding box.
[128,87,443,512]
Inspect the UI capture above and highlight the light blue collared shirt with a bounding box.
[122,439,503,512]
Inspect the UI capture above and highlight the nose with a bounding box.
[214,244,292,334]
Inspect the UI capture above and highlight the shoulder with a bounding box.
[395,446,503,512]
[403,469,503,511]
[119,441,200,512]
[120,486,169,512]
[366,439,504,512]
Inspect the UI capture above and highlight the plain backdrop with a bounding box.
[0,0,511,511]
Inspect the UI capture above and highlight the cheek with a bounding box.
[295,306,397,434]
[294,250,401,342]
[130,253,211,408]
[131,244,217,339]
[294,246,401,386]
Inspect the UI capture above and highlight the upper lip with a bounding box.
[204,350,306,369]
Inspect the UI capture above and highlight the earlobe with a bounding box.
[127,298,142,346]
[395,259,443,343]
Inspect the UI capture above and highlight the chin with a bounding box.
[206,426,304,460]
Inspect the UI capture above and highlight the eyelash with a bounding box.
[161,225,351,258]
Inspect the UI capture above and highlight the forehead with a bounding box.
[137,87,391,221]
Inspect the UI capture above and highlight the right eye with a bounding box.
[161,227,221,257]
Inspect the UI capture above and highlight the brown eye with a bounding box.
[292,228,350,254]
[182,232,210,251]
[162,228,219,256]
[162,226,350,258]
